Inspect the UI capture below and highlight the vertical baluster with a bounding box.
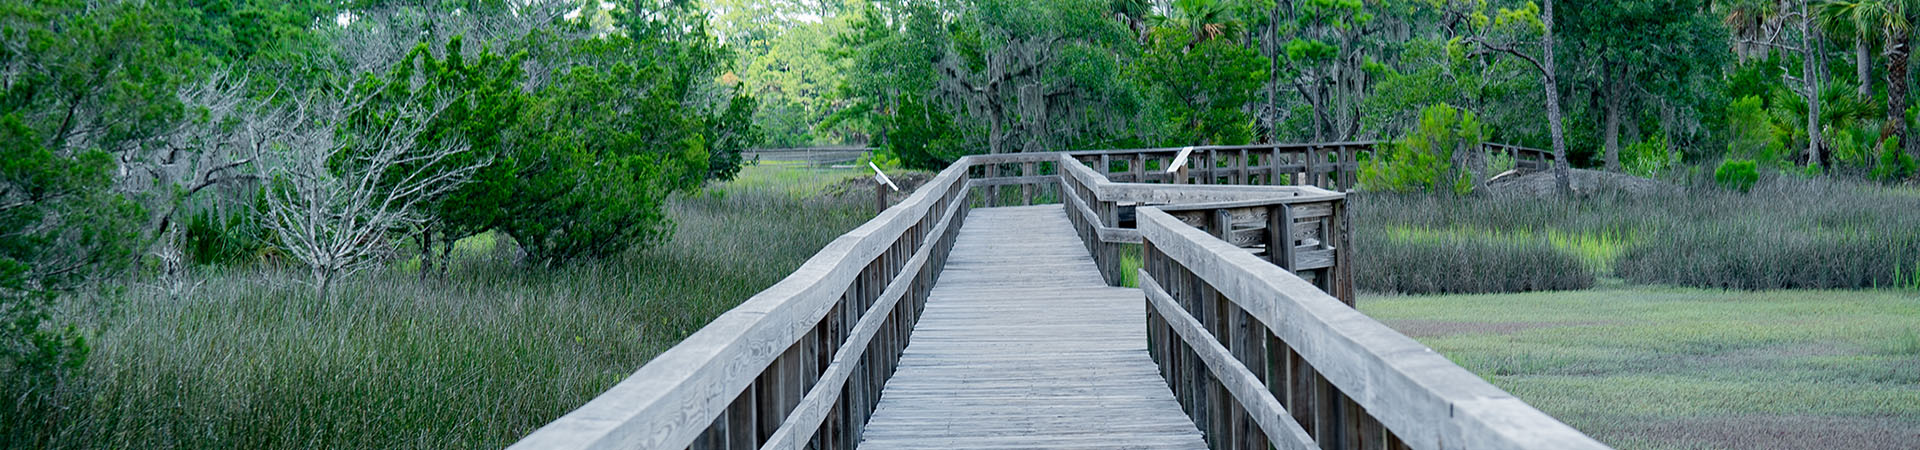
[1270,205,1296,271]
[1314,377,1343,449]
[1237,149,1249,184]
[1333,200,1354,306]
[1022,161,1036,205]
[1290,350,1316,441]
[1134,152,1146,183]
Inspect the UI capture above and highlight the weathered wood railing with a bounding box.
[511,153,1086,450]
[1136,205,1606,449]
[1065,142,1555,191]
[514,150,1600,450]
[1056,153,1352,298]
[1482,142,1556,171]
[1068,142,1372,190]
[512,155,978,450]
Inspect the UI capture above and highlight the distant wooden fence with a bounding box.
[745,147,874,166]
[511,150,1602,450]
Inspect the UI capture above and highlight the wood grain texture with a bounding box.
[858,206,1206,450]
[1135,207,1608,450]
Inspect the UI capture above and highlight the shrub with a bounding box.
[1725,95,1787,167]
[1622,134,1672,178]
[1361,104,1484,194]
[1354,229,1595,295]
[1872,136,1916,181]
[183,206,270,266]
[1714,159,1759,192]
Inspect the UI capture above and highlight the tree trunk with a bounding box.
[989,98,1006,155]
[1536,0,1566,196]
[1543,0,1573,196]
[418,231,433,281]
[1602,71,1623,171]
[1804,5,1822,169]
[1859,37,1872,97]
[1661,100,1678,167]
[1887,35,1911,154]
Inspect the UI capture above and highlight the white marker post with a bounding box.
[1167,146,1195,184]
[871,162,899,214]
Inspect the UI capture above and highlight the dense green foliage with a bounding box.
[1713,158,1761,192]
[2,0,762,442]
[1360,104,1486,193]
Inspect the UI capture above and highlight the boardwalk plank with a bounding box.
[858,206,1206,450]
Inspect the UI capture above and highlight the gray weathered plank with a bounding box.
[858,206,1206,450]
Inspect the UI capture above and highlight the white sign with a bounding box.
[1166,146,1195,173]
[870,162,900,191]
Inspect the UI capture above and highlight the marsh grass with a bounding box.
[10,164,872,449]
[1361,287,1920,450]
[1356,229,1595,294]
[1356,174,1920,292]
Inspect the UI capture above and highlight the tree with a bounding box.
[1816,0,1888,96]
[368,37,528,277]
[1458,1,1574,195]
[134,72,268,294]
[0,0,174,395]
[1359,103,1487,193]
[256,82,482,297]
[933,0,1133,154]
[725,1,851,146]
[1806,0,1916,157]
[1279,0,1383,141]
[1138,18,1269,145]
[1559,0,1726,171]
[495,36,708,264]
[1,116,142,400]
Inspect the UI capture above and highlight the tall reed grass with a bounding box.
[1353,173,1920,292]
[6,165,871,449]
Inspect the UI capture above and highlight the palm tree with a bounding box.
[1817,0,1882,96]
[1161,0,1244,48]
[1724,0,1788,61]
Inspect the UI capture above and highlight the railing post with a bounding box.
[1332,200,1354,307]
[1269,204,1295,272]
[1237,149,1249,184]
[1300,146,1316,187]
[1023,162,1036,205]
[1134,152,1146,183]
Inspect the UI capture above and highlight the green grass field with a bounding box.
[19,164,872,449]
[1360,287,1920,450]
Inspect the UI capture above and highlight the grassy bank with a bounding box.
[13,164,871,449]
[1360,287,1920,450]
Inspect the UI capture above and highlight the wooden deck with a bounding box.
[858,205,1207,450]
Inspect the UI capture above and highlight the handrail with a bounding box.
[1061,141,1555,190]
[512,154,976,450]
[1055,154,1351,297]
[514,149,1600,450]
[1136,205,1607,449]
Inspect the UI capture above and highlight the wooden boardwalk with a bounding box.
[858,205,1207,450]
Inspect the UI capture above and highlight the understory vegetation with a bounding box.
[1353,174,1920,294]
[3,165,869,448]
